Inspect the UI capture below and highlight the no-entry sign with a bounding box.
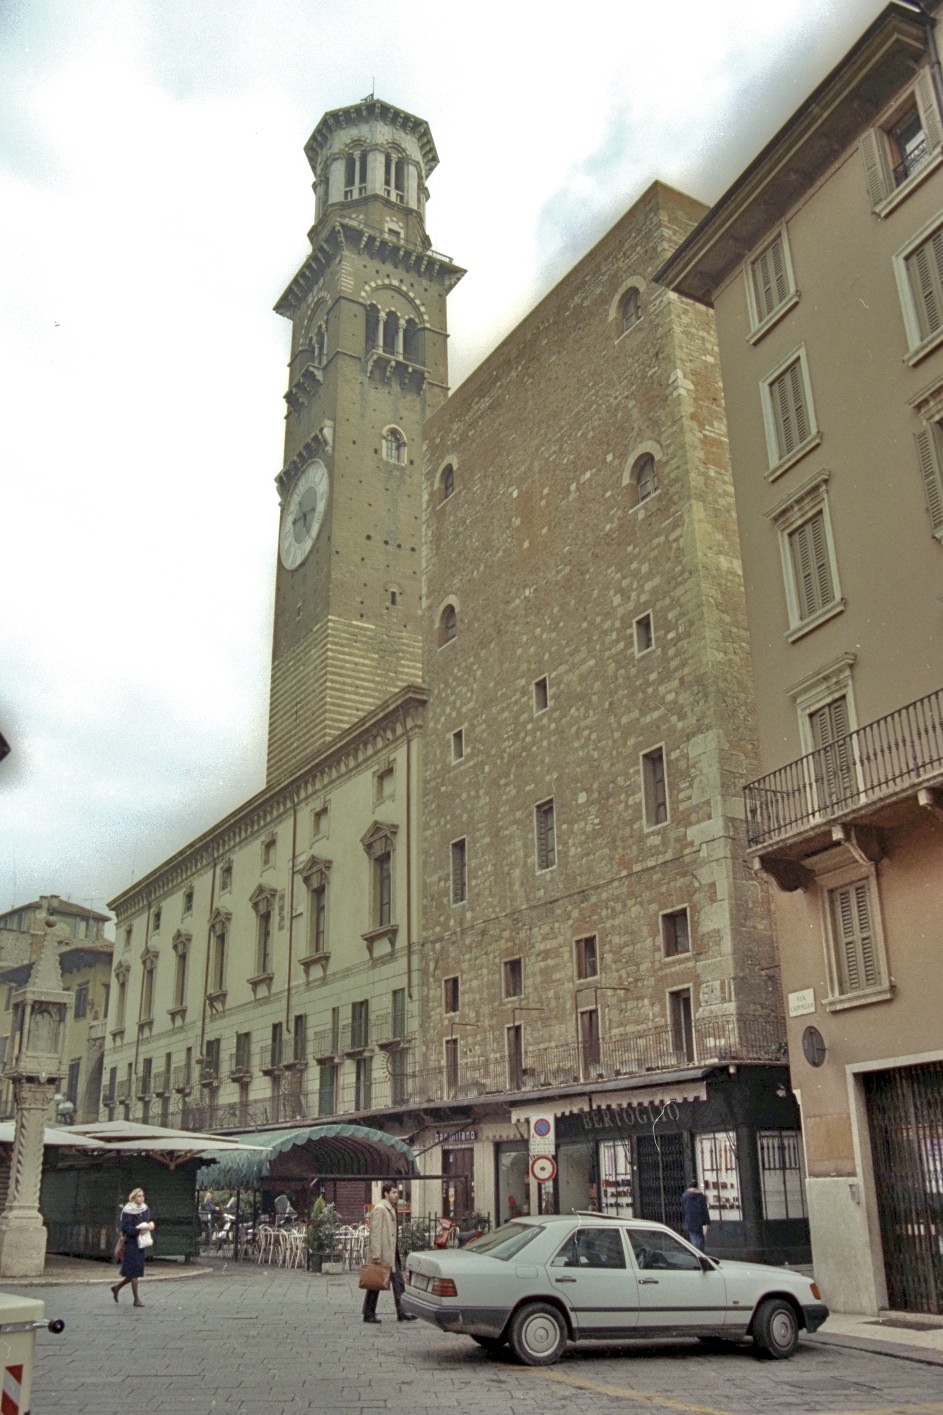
[530,1154,558,1183]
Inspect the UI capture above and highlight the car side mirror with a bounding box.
[698,1254,716,1272]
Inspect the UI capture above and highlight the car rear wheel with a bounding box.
[509,1302,567,1366]
[752,1298,799,1359]
[471,1335,505,1354]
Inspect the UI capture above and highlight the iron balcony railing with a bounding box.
[893,133,930,187]
[171,1015,784,1133]
[744,687,943,850]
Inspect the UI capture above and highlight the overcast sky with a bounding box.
[1,0,890,921]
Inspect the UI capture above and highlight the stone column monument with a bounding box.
[0,898,71,1277]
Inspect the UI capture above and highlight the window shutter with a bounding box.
[753,238,789,322]
[915,68,943,154]
[914,426,943,535]
[790,512,831,619]
[908,231,943,338]
[860,128,892,208]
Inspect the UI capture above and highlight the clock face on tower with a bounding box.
[279,459,329,569]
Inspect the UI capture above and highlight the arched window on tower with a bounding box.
[384,153,406,203]
[440,464,455,502]
[633,453,657,504]
[345,150,367,199]
[365,305,380,354]
[383,427,407,465]
[382,311,400,356]
[621,287,642,334]
[439,604,458,645]
[313,325,326,366]
[403,318,423,365]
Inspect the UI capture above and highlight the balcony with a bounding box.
[152,1068,171,1097]
[259,1044,283,1076]
[228,1051,252,1082]
[744,688,943,871]
[172,1065,193,1094]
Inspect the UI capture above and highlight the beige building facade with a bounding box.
[659,0,943,1314]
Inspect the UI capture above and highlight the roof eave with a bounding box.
[655,3,928,302]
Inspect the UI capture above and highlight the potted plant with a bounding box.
[305,1197,340,1272]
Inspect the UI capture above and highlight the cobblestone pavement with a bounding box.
[22,1262,943,1415]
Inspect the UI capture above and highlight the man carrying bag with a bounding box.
[360,1182,416,1324]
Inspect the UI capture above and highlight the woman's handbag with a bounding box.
[358,1259,391,1291]
[137,1229,154,1249]
[113,1235,125,1263]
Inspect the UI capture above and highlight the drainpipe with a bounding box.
[399,705,413,1002]
[285,790,298,1034]
[913,2,943,117]
[198,860,218,1062]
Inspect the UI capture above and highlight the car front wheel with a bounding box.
[509,1302,568,1366]
[752,1297,799,1359]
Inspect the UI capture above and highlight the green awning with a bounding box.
[196,1122,417,1189]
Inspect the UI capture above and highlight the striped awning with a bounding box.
[196,1122,417,1189]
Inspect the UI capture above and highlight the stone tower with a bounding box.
[267,99,463,785]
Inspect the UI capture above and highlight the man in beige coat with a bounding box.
[362,1182,416,1324]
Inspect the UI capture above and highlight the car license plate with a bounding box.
[409,1272,429,1291]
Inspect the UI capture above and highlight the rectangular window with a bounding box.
[759,1130,808,1220]
[599,1138,634,1217]
[788,510,835,622]
[750,230,794,327]
[661,909,691,958]
[669,988,694,1062]
[312,804,329,840]
[140,963,155,1022]
[375,851,392,927]
[309,883,327,954]
[73,983,89,1021]
[256,907,273,976]
[220,863,232,892]
[391,987,406,1039]
[293,1014,307,1064]
[574,934,598,980]
[374,765,394,802]
[641,747,668,827]
[151,907,161,934]
[633,612,654,656]
[535,798,556,870]
[809,693,858,811]
[270,1022,283,1070]
[533,676,549,713]
[914,422,943,536]
[318,1061,337,1117]
[234,1031,251,1073]
[697,1133,742,1222]
[764,353,814,466]
[203,1038,221,1081]
[390,1047,408,1105]
[450,837,467,904]
[262,835,276,869]
[503,957,523,998]
[183,888,193,916]
[173,947,188,1008]
[66,1058,81,1108]
[351,999,369,1050]
[506,1023,523,1091]
[443,976,459,1014]
[210,930,226,994]
[444,1037,459,1096]
[451,728,465,763]
[139,1056,153,1097]
[578,1007,601,1078]
[829,879,881,994]
[861,72,942,209]
[354,1055,372,1109]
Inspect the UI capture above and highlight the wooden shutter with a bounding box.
[832,881,879,993]
[753,236,789,322]
[790,511,833,619]
[860,128,892,208]
[907,230,943,339]
[915,68,943,154]
[914,426,943,535]
[810,695,855,809]
[772,360,810,459]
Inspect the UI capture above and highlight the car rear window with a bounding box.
[462,1222,543,1260]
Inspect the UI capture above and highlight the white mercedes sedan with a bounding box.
[402,1214,827,1366]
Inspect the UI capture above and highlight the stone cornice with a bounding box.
[275,218,464,318]
[275,428,333,500]
[108,686,428,920]
[304,100,439,176]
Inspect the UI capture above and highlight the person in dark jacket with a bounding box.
[680,1179,710,1251]
[111,1187,155,1307]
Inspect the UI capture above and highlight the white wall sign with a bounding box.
[788,988,816,1017]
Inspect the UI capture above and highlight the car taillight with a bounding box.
[810,1281,822,1301]
[431,1278,458,1297]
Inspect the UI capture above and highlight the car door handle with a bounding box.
[639,1278,659,1285]
[554,1276,577,1283]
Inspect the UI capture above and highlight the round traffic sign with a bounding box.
[531,1154,558,1183]
[533,1117,552,1138]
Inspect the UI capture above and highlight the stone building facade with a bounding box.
[407,183,804,1261]
[658,0,943,1313]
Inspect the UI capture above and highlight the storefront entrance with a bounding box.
[636,1132,686,1229]
[441,1146,474,1220]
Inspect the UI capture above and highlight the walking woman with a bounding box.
[111,1187,155,1307]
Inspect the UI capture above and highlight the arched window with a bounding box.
[403,318,423,365]
[621,287,642,334]
[382,311,399,355]
[439,604,457,645]
[383,427,407,464]
[440,464,455,501]
[384,152,407,203]
[344,150,367,199]
[633,454,657,504]
[365,305,380,354]
[313,325,326,366]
